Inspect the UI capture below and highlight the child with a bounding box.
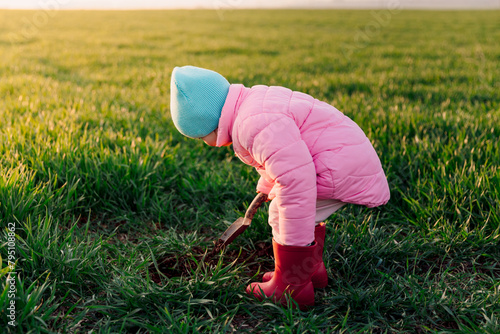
[170,65,390,309]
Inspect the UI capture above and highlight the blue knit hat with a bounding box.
[170,66,230,138]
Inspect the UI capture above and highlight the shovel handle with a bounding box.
[215,192,269,250]
[244,192,268,220]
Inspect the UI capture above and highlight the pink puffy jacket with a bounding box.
[216,84,390,241]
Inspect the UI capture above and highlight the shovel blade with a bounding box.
[218,217,251,247]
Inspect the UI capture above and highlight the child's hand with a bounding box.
[256,191,272,202]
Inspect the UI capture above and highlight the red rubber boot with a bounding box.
[246,240,320,310]
[262,223,328,288]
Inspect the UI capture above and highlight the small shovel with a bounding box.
[215,192,268,251]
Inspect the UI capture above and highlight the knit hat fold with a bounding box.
[170,65,230,138]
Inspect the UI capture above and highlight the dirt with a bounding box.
[148,242,274,284]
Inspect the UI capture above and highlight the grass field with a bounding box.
[0,8,499,333]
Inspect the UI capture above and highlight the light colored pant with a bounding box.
[269,199,346,246]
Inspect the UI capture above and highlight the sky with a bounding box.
[1,0,499,9]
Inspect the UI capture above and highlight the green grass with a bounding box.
[0,9,499,333]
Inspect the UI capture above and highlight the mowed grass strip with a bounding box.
[0,9,499,333]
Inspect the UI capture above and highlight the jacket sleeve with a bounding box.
[238,114,317,245]
[257,175,275,194]
[255,167,275,194]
